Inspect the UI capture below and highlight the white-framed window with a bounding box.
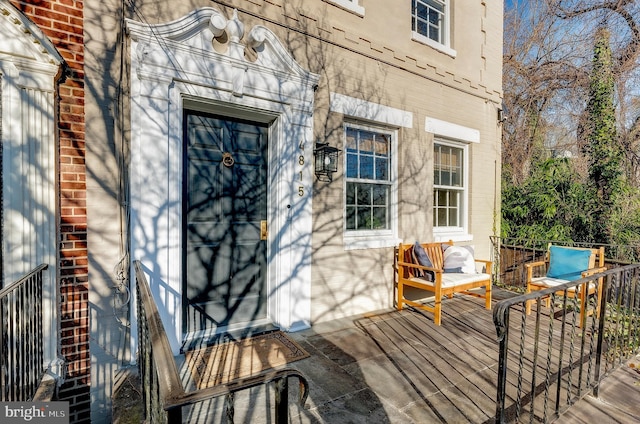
[343,123,397,249]
[411,0,456,57]
[324,0,365,16]
[433,140,468,237]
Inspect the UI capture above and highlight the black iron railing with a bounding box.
[493,264,640,423]
[134,260,309,423]
[0,264,48,401]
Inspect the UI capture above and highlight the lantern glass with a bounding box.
[314,143,340,180]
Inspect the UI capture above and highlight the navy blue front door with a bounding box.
[184,111,268,334]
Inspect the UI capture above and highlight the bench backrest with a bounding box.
[398,241,454,277]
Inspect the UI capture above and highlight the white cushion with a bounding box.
[531,277,570,287]
[530,277,596,292]
[443,245,476,274]
[410,273,490,288]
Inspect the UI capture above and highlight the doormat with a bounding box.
[184,331,310,389]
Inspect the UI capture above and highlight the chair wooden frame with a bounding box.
[525,245,606,326]
[396,241,492,325]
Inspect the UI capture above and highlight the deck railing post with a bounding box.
[275,376,289,424]
[493,302,510,423]
[225,392,235,423]
[592,272,610,398]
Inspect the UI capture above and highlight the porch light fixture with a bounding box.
[314,141,340,181]
[498,102,507,124]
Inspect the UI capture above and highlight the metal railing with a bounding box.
[134,260,310,423]
[493,264,640,423]
[0,264,48,401]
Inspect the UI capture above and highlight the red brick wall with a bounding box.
[10,1,89,423]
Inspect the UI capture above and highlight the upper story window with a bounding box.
[413,0,444,43]
[412,0,456,57]
[433,141,467,233]
[324,0,365,16]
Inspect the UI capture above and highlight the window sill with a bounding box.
[344,233,401,250]
[411,32,457,58]
[433,230,473,243]
[323,0,365,17]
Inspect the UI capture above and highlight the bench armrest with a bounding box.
[474,259,491,265]
[473,259,492,273]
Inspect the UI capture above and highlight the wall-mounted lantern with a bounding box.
[497,102,507,124]
[314,141,340,181]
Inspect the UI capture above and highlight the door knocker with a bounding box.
[222,152,235,168]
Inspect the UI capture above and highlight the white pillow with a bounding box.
[443,245,476,274]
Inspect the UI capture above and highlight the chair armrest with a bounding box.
[582,267,606,277]
[525,260,547,283]
[525,260,547,269]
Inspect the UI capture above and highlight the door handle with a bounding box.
[260,220,268,240]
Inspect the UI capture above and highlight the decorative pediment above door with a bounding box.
[126,7,318,105]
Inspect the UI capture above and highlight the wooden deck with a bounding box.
[177,288,606,423]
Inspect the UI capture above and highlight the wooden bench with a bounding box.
[396,241,492,325]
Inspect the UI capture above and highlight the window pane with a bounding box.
[416,3,428,18]
[417,20,428,36]
[428,0,444,14]
[448,207,458,227]
[346,182,356,204]
[372,185,387,206]
[375,134,389,155]
[346,127,358,152]
[346,206,356,230]
[360,155,374,179]
[357,183,371,205]
[373,207,387,229]
[437,207,447,226]
[429,25,439,42]
[449,191,458,207]
[347,153,358,178]
[440,170,451,186]
[359,131,374,154]
[375,157,388,180]
[357,207,370,230]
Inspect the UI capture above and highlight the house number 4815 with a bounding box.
[298,141,305,196]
